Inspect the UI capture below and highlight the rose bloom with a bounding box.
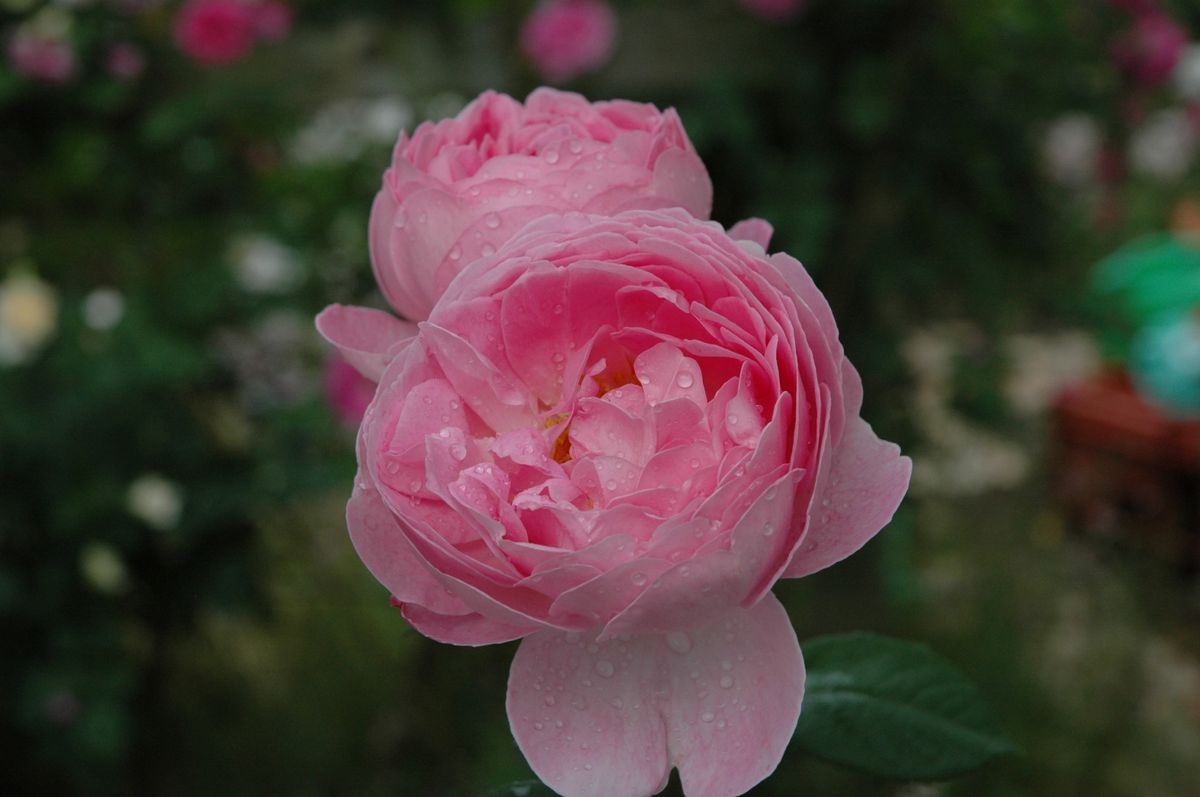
[365,88,711,324]
[520,0,617,83]
[6,29,76,83]
[173,0,257,66]
[319,210,909,796]
[1112,10,1187,86]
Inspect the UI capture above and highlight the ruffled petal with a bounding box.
[727,218,774,251]
[506,594,804,797]
[315,304,417,381]
[783,416,912,578]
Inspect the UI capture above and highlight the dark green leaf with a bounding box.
[796,632,1016,780]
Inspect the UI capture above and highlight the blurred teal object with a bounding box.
[1130,311,1200,417]
[1092,234,1200,323]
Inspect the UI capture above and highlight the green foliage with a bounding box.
[795,632,1016,780]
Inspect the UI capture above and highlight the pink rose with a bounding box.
[252,0,292,42]
[6,30,76,84]
[106,42,146,80]
[173,0,257,66]
[1112,10,1187,86]
[738,0,806,22]
[320,210,910,796]
[520,0,617,83]
[367,88,712,324]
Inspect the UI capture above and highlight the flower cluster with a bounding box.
[317,88,910,797]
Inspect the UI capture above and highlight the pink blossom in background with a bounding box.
[6,29,76,84]
[319,209,910,796]
[738,0,806,22]
[173,0,257,66]
[1112,10,1187,86]
[520,0,616,83]
[362,88,711,325]
[252,0,292,42]
[106,42,146,80]
[323,353,377,428]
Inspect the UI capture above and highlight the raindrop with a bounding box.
[605,480,617,491]
[594,660,615,678]
[717,719,727,730]
[720,675,734,689]
[584,764,593,771]
[610,698,623,709]
[763,523,775,537]
[393,209,407,228]
[544,696,556,706]
[689,459,701,469]
[701,712,715,723]
[384,461,400,475]
[448,245,462,261]
[534,722,544,730]
[727,414,739,426]
[485,213,501,229]
[676,372,694,389]
[481,243,496,256]
[552,352,566,364]
[545,148,561,164]
[553,304,564,315]
[665,632,692,654]
[568,140,584,154]
[631,572,648,586]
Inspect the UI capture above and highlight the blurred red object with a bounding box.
[1054,369,1200,569]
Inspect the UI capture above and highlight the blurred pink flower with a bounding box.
[324,353,375,428]
[6,30,76,84]
[739,0,806,21]
[1113,10,1187,86]
[173,0,257,66]
[252,0,292,42]
[520,0,616,83]
[106,42,146,80]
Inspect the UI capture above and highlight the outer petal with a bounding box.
[315,304,417,381]
[783,416,912,578]
[507,594,804,797]
[399,603,534,646]
[727,218,774,251]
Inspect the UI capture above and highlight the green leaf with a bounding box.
[479,781,555,797]
[796,632,1016,780]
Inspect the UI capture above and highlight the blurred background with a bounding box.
[2,0,1200,794]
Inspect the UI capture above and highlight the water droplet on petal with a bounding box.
[631,572,648,586]
[534,722,544,730]
[594,660,615,678]
[481,243,496,256]
[763,523,775,537]
[544,148,560,164]
[676,372,694,389]
[484,213,501,229]
[665,632,692,654]
[448,245,462,261]
[393,209,407,228]
[701,711,715,723]
[568,140,584,154]
[552,352,565,364]
[720,675,734,689]
[544,696,556,706]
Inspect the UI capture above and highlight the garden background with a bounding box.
[3,0,1200,795]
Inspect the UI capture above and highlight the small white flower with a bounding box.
[230,234,302,294]
[1174,44,1200,101]
[1130,108,1197,180]
[0,269,59,366]
[1042,113,1102,185]
[126,474,184,531]
[79,542,129,595]
[82,288,125,331]
[290,96,414,164]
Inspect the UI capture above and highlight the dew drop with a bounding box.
[544,696,556,707]
[727,414,739,426]
[610,698,623,709]
[584,763,593,771]
[568,140,583,154]
[720,675,734,689]
[605,480,617,491]
[384,461,400,475]
[393,209,407,228]
[448,245,462,261]
[665,632,692,654]
[763,523,775,537]
[534,722,544,730]
[485,213,501,229]
[676,372,694,389]
[544,148,561,164]
[701,712,715,723]
[481,243,496,256]
[553,303,564,315]
[551,352,566,364]
[594,660,615,678]
[631,572,648,586]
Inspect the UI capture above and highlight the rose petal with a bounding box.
[507,594,804,797]
[783,416,912,578]
[399,602,533,646]
[315,304,417,381]
[727,218,774,251]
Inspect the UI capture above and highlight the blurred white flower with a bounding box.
[1129,108,1196,180]
[126,474,184,531]
[79,542,129,595]
[212,310,315,409]
[902,324,1030,496]
[1004,330,1100,415]
[0,269,59,365]
[1174,44,1200,100]
[290,96,413,165]
[1043,113,1102,185]
[82,287,125,331]
[230,234,302,294]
